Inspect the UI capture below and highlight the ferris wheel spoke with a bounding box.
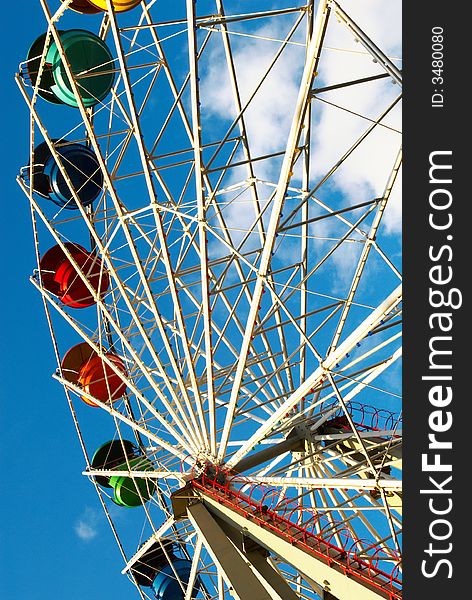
[183,537,204,600]
[327,148,402,354]
[170,268,285,407]
[218,0,331,463]
[204,229,294,402]
[227,284,401,469]
[83,469,187,481]
[242,476,401,493]
[107,9,212,448]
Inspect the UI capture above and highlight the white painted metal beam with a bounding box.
[227,284,402,468]
[187,502,275,600]
[217,0,331,462]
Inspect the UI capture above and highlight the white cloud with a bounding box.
[201,21,303,172]
[308,1,402,231]
[200,1,402,274]
[201,18,304,256]
[74,507,101,542]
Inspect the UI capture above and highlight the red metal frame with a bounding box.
[325,401,402,433]
[192,467,402,600]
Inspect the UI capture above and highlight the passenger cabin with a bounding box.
[31,140,103,209]
[39,243,109,308]
[65,0,142,13]
[26,30,115,107]
[91,440,156,508]
[60,342,127,406]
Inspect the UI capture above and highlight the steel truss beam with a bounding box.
[197,492,398,600]
[227,284,402,468]
[212,514,301,600]
[187,502,274,600]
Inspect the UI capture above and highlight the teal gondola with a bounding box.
[26,29,115,107]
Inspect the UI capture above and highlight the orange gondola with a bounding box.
[61,342,127,406]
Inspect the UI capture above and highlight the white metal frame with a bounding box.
[17,1,402,599]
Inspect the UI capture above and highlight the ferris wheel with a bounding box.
[17,1,402,599]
